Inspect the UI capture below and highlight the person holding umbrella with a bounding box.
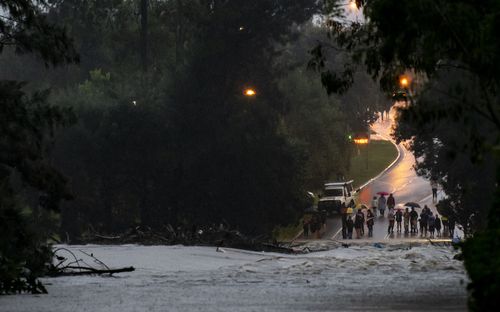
[410,207,418,233]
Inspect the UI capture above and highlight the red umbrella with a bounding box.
[376,191,389,196]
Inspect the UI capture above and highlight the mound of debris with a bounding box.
[76,225,303,254]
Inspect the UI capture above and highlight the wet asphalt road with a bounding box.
[313,107,448,242]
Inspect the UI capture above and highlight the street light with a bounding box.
[400,77,409,88]
[349,1,358,10]
[243,88,256,97]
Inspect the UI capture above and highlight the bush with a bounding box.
[0,204,51,294]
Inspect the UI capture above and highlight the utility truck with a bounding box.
[318,180,356,215]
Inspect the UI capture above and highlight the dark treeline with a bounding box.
[0,0,387,244]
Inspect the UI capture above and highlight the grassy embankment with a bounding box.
[274,139,398,241]
[346,140,398,188]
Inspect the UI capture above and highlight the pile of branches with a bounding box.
[48,247,134,277]
[78,225,300,254]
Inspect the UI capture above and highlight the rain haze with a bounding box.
[1,1,499,311]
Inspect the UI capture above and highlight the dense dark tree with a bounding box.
[40,1,329,238]
[1,0,76,294]
[149,0,323,234]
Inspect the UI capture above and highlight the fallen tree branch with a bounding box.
[93,234,122,240]
[49,266,135,277]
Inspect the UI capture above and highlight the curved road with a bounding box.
[312,107,446,242]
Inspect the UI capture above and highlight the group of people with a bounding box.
[371,193,396,216]
[343,207,375,239]
[415,205,456,238]
[303,212,327,238]
[341,193,456,239]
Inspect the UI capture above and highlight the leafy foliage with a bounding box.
[1,0,76,294]
[39,1,329,238]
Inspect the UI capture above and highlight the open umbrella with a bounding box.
[356,204,368,210]
[404,202,421,208]
[376,191,389,196]
[395,204,405,210]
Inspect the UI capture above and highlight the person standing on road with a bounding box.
[403,208,410,234]
[360,208,366,236]
[441,216,449,237]
[449,218,456,238]
[434,215,442,237]
[420,207,429,237]
[346,215,354,239]
[378,194,387,216]
[430,179,438,202]
[354,209,364,239]
[395,209,403,233]
[410,208,418,233]
[366,209,375,237]
[303,219,310,238]
[341,203,348,239]
[371,196,378,216]
[428,212,436,238]
[387,209,395,234]
[387,193,396,210]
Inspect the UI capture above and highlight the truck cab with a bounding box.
[318,180,356,215]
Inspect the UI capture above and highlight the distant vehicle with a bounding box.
[392,90,408,101]
[318,180,357,215]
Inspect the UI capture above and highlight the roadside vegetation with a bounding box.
[346,140,398,188]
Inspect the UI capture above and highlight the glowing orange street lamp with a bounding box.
[349,1,358,10]
[244,88,256,97]
[400,77,409,87]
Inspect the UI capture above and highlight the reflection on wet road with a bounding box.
[317,107,446,241]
